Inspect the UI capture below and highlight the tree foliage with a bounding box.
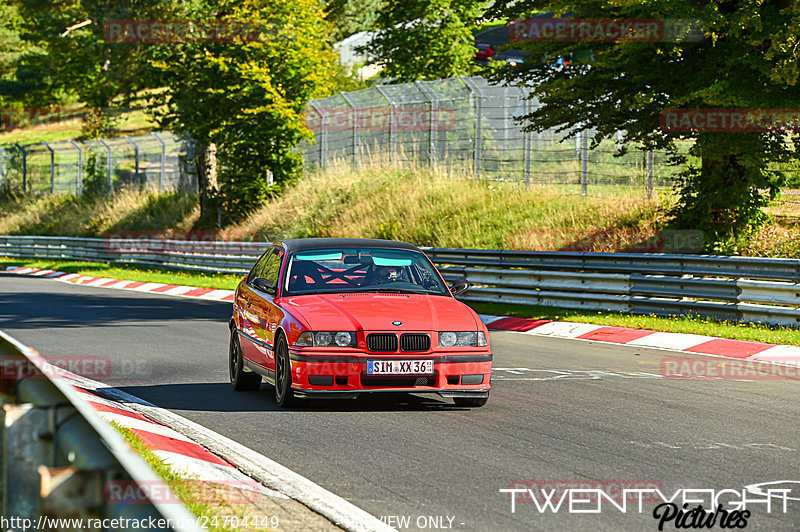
[490,0,800,246]
[364,0,485,82]
[325,0,385,41]
[150,0,340,222]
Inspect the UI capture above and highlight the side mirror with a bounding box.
[450,277,470,297]
[252,277,276,295]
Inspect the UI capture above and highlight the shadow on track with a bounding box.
[110,382,471,413]
[0,279,229,330]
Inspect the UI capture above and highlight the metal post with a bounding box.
[14,144,26,192]
[523,96,532,187]
[461,77,482,178]
[580,129,589,198]
[415,81,438,169]
[42,142,55,193]
[375,86,396,162]
[308,102,327,169]
[125,136,140,186]
[150,132,166,191]
[341,93,359,169]
[68,140,82,195]
[97,138,112,195]
[646,150,655,200]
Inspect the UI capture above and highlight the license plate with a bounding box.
[367,360,434,375]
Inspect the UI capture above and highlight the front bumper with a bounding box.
[288,348,492,398]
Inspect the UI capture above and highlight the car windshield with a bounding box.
[283,248,449,296]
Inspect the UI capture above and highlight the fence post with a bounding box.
[125,136,140,186]
[415,81,438,169]
[580,129,589,198]
[375,85,396,162]
[461,77,482,178]
[341,93,359,169]
[14,144,26,192]
[308,102,327,169]
[151,132,166,191]
[523,96,532,188]
[646,150,655,200]
[97,138,112,195]
[68,140,82,195]
[42,142,55,193]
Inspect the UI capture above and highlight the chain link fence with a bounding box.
[0,132,197,195]
[300,75,697,195]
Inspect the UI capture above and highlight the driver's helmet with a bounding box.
[376,265,400,282]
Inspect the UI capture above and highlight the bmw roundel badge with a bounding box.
[392,321,403,326]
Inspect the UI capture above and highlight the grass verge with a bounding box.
[113,423,274,532]
[4,256,800,347]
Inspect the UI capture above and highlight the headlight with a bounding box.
[295,331,356,347]
[438,331,487,347]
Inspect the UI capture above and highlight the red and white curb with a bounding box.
[47,365,393,532]
[479,314,800,369]
[5,266,235,302]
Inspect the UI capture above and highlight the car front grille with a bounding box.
[360,372,438,388]
[400,333,430,352]
[367,333,398,352]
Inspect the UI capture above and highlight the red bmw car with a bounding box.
[229,238,492,408]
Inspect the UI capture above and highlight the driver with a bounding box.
[375,265,401,283]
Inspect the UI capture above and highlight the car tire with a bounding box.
[274,333,296,408]
[229,329,261,391]
[454,395,488,408]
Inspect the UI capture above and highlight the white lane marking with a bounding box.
[63,371,395,532]
[525,321,604,338]
[492,367,663,381]
[130,282,168,292]
[626,331,716,351]
[94,411,197,445]
[163,286,195,296]
[149,450,288,499]
[198,289,235,300]
[629,441,797,451]
[86,277,116,286]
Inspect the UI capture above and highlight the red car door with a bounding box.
[246,246,285,375]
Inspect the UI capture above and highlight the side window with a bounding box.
[249,248,275,283]
[262,248,284,286]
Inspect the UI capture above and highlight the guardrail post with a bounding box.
[42,142,55,193]
[14,144,26,192]
[645,150,654,200]
[68,140,82,195]
[3,403,51,520]
[416,81,438,169]
[97,138,113,195]
[580,130,589,198]
[125,136,141,186]
[341,93,359,169]
[151,132,166,191]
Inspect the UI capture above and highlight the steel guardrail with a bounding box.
[3,235,800,326]
[0,329,202,531]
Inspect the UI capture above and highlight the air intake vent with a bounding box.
[400,333,430,352]
[367,333,398,352]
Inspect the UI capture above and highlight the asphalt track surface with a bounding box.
[2,274,800,531]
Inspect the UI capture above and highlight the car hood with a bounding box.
[281,293,479,332]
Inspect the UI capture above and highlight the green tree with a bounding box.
[9,0,182,135]
[150,0,340,222]
[325,0,384,41]
[490,0,800,247]
[364,0,486,81]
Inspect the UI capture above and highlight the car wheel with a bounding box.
[229,329,261,391]
[454,395,488,408]
[274,333,296,407]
